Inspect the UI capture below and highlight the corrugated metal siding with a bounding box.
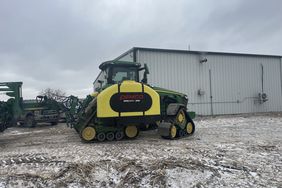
[135,50,282,115]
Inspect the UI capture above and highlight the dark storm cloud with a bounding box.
[195,0,282,53]
[0,0,281,98]
[0,0,111,97]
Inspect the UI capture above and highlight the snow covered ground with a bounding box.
[0,113,281,187]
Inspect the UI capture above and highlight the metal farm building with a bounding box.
[115,47,282,115]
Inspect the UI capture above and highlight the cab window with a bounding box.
[111,67,137,83]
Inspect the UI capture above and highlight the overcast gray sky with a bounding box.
[0,0,282,99]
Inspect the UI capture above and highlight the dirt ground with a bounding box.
[0,113,281,188]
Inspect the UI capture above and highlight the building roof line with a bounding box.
[114,48,134,61]
[129,47,282,59]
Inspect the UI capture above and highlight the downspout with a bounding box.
[280,58,282,100]
[209,69,214,116]
[261,64,264,93]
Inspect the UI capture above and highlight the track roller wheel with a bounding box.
[115,131,124,141]
[175,108,187,128]
[169,125,177,139]
[158,122,178,139]
[106,132,115,141]
[81,126,96,141]
[97,132,106,142]
[161,124,177,139]
[125,125,139,139]
[186,122,195,135]
[178,129,186,137]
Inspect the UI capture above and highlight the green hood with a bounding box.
[152,86,186,98]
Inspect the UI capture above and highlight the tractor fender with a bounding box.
[166,103,186,116]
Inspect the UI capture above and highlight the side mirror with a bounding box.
[141,64,149,84]
[144,63,149,74]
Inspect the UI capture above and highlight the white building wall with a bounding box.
[134,50,282,115]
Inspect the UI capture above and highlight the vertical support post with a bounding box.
[209,69,214,116]
[261,64,264,93]
[280,58,282,100]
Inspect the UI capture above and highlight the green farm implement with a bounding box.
[0,82,60,131]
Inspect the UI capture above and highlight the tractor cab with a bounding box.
[36,95,48,103]
[93,61,149,92]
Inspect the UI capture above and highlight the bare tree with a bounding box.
[40,88,66,102]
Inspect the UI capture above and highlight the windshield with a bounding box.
[111,67,137,83]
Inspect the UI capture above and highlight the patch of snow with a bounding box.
[166,167,213,187]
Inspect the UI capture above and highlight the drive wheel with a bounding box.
[97,132,106,142]
[115,131,124,141]
[106,132,115,141]
[186,122,195,135]
[169,125,177,139]
[125,125,139,139]
[175,108,187,128]
[81,126,96,141]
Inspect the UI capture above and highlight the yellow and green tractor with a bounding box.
[66,60,195,142]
